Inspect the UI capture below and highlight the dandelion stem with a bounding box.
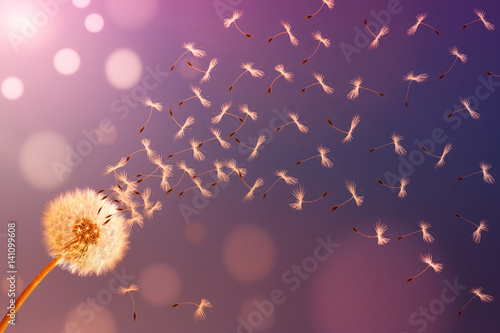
[457,295,477,317]
[306,2,325,19]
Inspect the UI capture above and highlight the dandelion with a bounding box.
[396,221,434,243]
[351,221,390,245]
[462,9,495,31]
[178,178,211,198]
[325,114,361,143]
[404,72,428,109]
[170,42,206,73]
[268,64,294,95]
[227,104,258,138]
[275,111,309,133]
[447,97,480,119]
[117,284,139,322]
[369,133,406,155]
[224,10,253,38]
[228,62,264,93]
[457,161,494,184]
[454,214,488,244]
[178,85,211,108]
[458,287,494,317]
[377,176,410,198]
[167,108,195,140]
[363,18,389,49]
[300,31,331,65]
[437,46,467,81]
[295,145,333,168]
[233,135,266,161]
[171,298,212,322]
[262,169,299,199]
[165,161,196,194]
[330,180,364,211]
[0,189,131,331]
[267,20,299,46]
[289,186,328,210]
[242,177,265,201]
[420,143,452,168]
[138,97,162,135]
[407,13,441,36]
[305,0,334,20]
[347,77,385,99]
[300,72,334,94]
[405,254,443,283]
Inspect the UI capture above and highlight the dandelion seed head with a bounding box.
[471,287,494,302]
[142,97,162,111]
[182,42,206,58]
[420,254,443,272]
[239,104,258,121]
[324,0,335,10]
[118,283,139,295]
[418,221,435,243]
[290,187,305,210]
[404,71,429,83]
[346,180,364,206]
[177,161,196,177]
[312,31,331,47]
[375,221,390,245]
[242,62,265,78]
[288,111,309,133]
[347,77,363,100]
[398,176,410,198]
[224,10,243,29]
[450,46,467,63]
[479,161,495,184]
[472,220,488,244]
[276,169,298,185]
[193,298,212,322]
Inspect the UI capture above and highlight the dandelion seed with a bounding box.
[347,77,385,99]
[420,143,452,168]
[227,104,258,138]
[211,102,244,124]
[457,161,494,184]
[305,0,334,20]
[165,161,196,195]
[330,180,364,211]
[138,97,162,135]
[396,221,434,243]
[233,135,266,161]
[454,214,488,244]
[243,178,264,201]
[447,97,480,119]
[458,287,494,318]
[104,157,128,176]
[363,18,389,49]
[300,72,333,95]
[300,31,330,65]
[170,42,206,73]
[289,186,328,210]
[268,64,294,95]
[117,284,139,322]
[179,178,211,198]
[224,10,253,38]
[267,20,299,46]
[404,71,428,109]
[405,254,443,283]
[462,9,495,31]
[275,111,309,133]
[377,176,410,198]
[167,108,196,140]
[484,71,500,77]
[369,133,406,155]
[325,114,360,143]
[225,159,247,179]
[407,13,441,36]
[262,169,298,199]
[437,46,467,81]
[178,85,211,108]
[228,63,264,93]
[351,221,390,245]
[171,298,212,322]
[185,58,218,83]
[211,127,231,149]
[295,145,333,168]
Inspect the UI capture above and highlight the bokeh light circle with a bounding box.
[223,225,276,283]
[72,0,91,9]
[85,13,104,33]
[139,263,181,306]
[64,306,116,333]
[1,77,24,100]
[19,131,70,190]
[53,48,81,75]
[105,48,142,90]
[185,221,207,243]
[105,0,158,29]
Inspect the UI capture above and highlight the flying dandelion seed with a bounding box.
[224,10,253,38]
[262,169,298,199]
[117,284,139,322]
[407,13,441,36]
[192,159,228,182]
[420,143,452,168]
[454,214,488,244]
[300,72,333,94]
[396,221,434,243]
[227,104,258,138]
[170,42,206,73]
[456,161,494,184]
[171,298,212,322]
[363,18,389,49]
[462,9,495,31]
[165,161,196,195]
[377,176,410,198]
[268,64,294,95]
[330,180,364,211]
[211,102,244,124]
[167,138,205,161]
[178,178,211,198]
[267,20,299,46]
[325,114,360,143]
[138,97,162,135]
[447,97,480,119]
[406,254,443,283]
[369,133,406,155]
[275,111,309,133]
[185,58,218,83]
[233,135,266,161]
[437,46,467,81]
[347,77,385,99]
[351,221,390,245]
[457,287,494,317]
[300,31,330,65]
[289,186,328,210]
[484,71,500,77]
[404,72,428,109]
[305,0,334,20]
[295,145,333,168]
[168,108,195,140]
[178,85,211,108]
[242,177,265,201]
[228,62,265,93]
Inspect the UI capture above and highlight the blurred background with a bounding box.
[0,0,499,332]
